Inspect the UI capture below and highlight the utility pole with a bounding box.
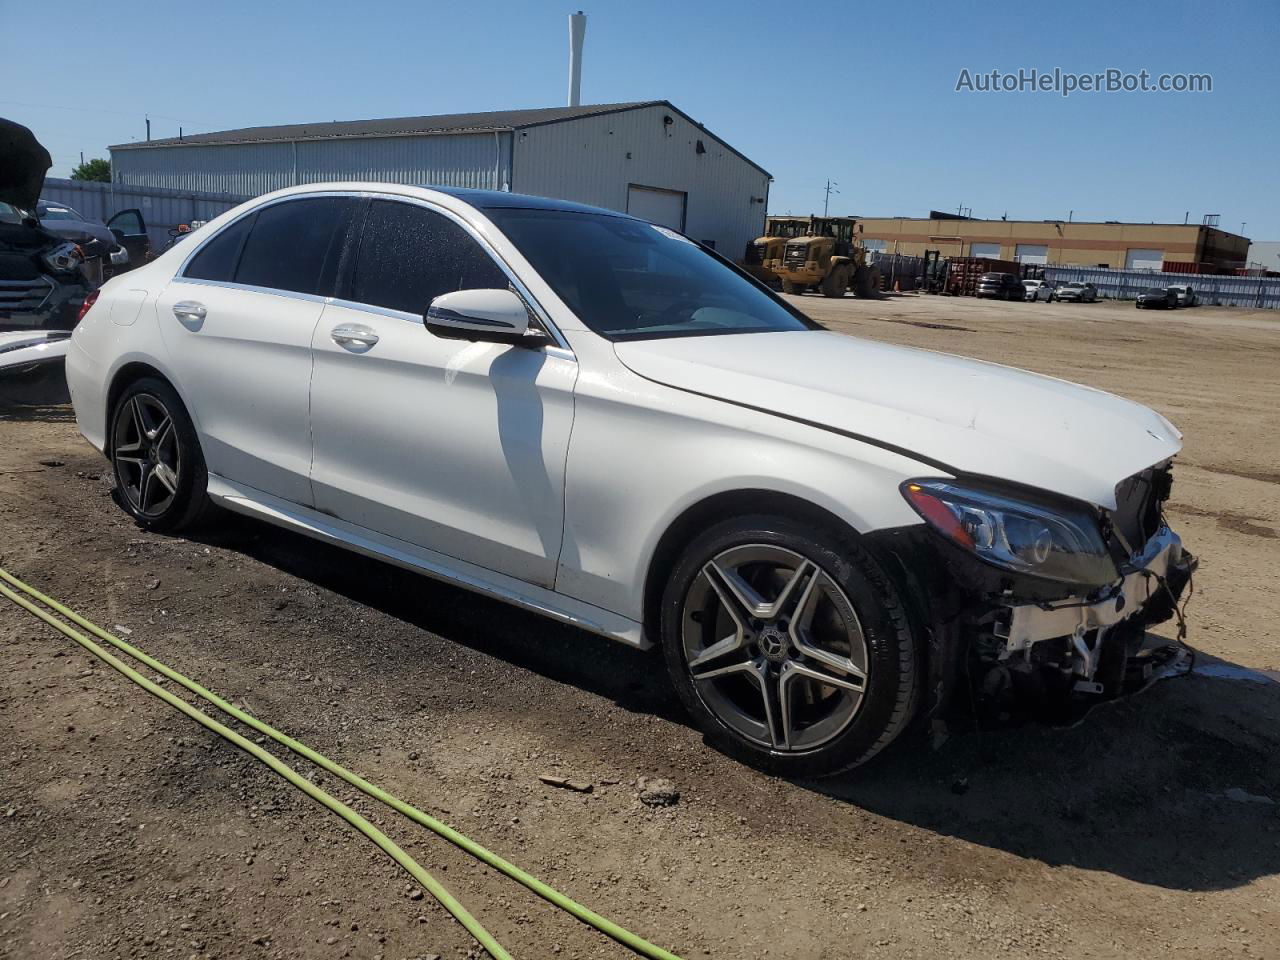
[145,116,151,142]
[823,179,839,218]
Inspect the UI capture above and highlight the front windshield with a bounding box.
[36,203,83,222]
[486,208,816,342]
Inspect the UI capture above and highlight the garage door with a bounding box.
[1015,244,1048,264]
[1125,248,1164,270]
[626,185,686,232]
[969,242,1001,258]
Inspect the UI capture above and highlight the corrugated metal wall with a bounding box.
[108,108,772,257]
[111,132,512,196]
[1043,265,1280,309]
[40,177,245,250]
[512,104,770,257]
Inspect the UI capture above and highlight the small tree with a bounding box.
[70,158,111,182]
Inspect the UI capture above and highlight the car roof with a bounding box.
[428,186,635,219]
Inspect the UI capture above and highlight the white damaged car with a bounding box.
[65,184,1196,777]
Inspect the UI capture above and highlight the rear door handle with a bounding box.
[172,300,206,325]
[330,324,379,349]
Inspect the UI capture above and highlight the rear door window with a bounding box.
[233,197,356,297]
[347,199,508,314]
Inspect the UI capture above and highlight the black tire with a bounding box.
[820,265,848,298]
[854,265,881,298]
[110,376,214,532]
[781,280,806,295]
[659,514,919,778]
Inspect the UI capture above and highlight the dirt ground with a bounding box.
[2,293,1279,960]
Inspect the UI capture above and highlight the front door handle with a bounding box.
[172,300,207,326]
[330,324,380,349]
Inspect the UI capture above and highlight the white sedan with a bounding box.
[1022,279,1055,302]
[66,184,1196,777]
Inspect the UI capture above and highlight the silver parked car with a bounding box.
[1166,283,1197,307]
[1055,281,1098,303]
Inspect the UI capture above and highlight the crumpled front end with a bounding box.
[869,461,1196,728]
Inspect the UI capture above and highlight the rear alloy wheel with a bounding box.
[661,516,918,777]
[111,378,212,532]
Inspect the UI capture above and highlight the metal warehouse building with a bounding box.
[856,214,1249,272]
[108,100,770,257]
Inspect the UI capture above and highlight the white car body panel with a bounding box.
[309,299,577,588]
[156,278,320,505]
[64,182,1186,650]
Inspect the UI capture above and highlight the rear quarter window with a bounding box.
[183,215,253,283]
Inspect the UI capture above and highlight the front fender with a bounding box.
[554,364,937,624]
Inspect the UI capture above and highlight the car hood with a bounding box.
[40,218,117,249]
[0,119,52,212]
[613,330,1181,509]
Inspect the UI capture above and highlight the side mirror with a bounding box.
[425,288,543,346]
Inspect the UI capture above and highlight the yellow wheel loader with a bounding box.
[765,216,880,298]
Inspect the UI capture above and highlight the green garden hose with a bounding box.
[0,566,683,960]
[0,575,513,960]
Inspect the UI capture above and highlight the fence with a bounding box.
[40,178,247,252]
[1043,264,1280,309]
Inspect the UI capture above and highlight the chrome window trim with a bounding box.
[170,275,330,305]
[175,188,573,354]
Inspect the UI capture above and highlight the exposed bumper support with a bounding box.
[999,526,1189,656]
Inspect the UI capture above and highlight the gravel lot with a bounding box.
[2,293,1279,960]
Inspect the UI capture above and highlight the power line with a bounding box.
[0,98,221,129]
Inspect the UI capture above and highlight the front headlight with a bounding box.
[41,241,84,275]
[901,479,1118,586]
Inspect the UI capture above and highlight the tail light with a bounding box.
[77,289,101,323]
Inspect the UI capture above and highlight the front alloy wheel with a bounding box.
[681,545,869,752]
[661,516,918,777]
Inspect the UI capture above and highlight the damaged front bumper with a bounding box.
[981,525,1196,716]
[1000,526,1194,686]
[870,520,1197,726]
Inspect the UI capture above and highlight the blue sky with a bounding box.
[5,0,1277,238]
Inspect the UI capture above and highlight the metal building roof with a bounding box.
[109,100,770,178]
[111,101,666,149]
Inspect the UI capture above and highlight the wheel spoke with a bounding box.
[757,663,785,750]
[788,570,867,681]
[704,560,771,622]
[153,461,178,495]
[130,396,152,438]
[786,658,865,693]
[687,629,746,671]
[138,464,159,512]
[690,657,759,683]
[770,559,817,621]
[153,416,174,449]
